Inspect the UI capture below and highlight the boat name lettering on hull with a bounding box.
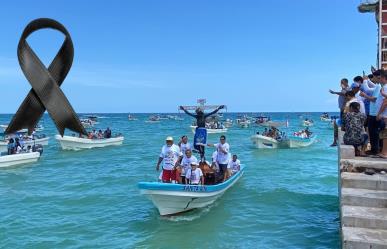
[183,185,208,192]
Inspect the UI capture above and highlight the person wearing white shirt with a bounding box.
[362,70,384,155]
[176,149,198,184]
[156,136,182,183]
[211,151,219,172]
[178,135,191,155]
[185,162,204,185]
[344,90,366,115]
[377,83,387,158]
[207,135,230,182]
[227,155,241,177]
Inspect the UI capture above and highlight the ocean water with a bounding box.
[0,112,340,248]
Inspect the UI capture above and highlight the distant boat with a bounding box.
[55,135,124,150]
[145,115,160,123]
[0,124,44,134]
[128,114,138,121]
[80,119,96,128]
[320,113,331,122]
[190,125,227,134]
[86,115,98,122]
[250,134,288,149]
[138,165,245,215]
[288,135,317,148]
[236,115,251,128]
[301,120,314,127]
[223,119,233,128]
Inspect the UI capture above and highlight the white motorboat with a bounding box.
[0,152,40,168]
[238,120,250,128]
[301,120,314,127]
[288,135,317,148]
[236,116,251,128]
[145,115,161,123]
[55,135,124,150]
[190,126,227,134]
[128,114,138,121]
[223,119,233,128]
[0,136,49,153]
[138,165,244,215]
[250,134,288,149]
[0,124,44,133]
[80,119,96,128]
[320,113,331,122]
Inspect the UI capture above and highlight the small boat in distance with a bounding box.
[236,115,251,128]
[320,113,331,122]
[251,127,288,149]
[145,115,161,123]
[190,125,227,134]
[139,165,245,215]
[55,135,124,150]
[301,119,314,127]
[80,119,96,128]
[288,129,316,148]
[128,114,138,121]
[288,135,317,148]
[0,124,44,134]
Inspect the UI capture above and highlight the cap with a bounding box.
[350,82,360,89]
[190,162,199,166]
[165,136,174,141]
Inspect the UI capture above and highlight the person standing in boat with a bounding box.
[156,136,182,183]
[178,135,191,155]
[179,105,225,161]
[176,149,198,184]
[207,135,230,182]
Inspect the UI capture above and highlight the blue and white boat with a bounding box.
[288,135,317,148]
[138,166,245,215]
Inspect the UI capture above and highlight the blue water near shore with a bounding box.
[0,112,340,248]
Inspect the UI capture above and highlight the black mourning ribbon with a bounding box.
[5,18,87,136]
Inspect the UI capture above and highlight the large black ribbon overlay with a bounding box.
[5,18,87,136]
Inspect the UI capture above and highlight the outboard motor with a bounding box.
[32,144,44,155]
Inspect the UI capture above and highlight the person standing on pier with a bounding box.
[179,105,225,161]
[360,70,384,155]
[329,78,350,146]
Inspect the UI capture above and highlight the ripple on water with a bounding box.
[0,113,340,248]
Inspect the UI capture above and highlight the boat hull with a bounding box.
[0,137,49,153]
[288,135,316,148]
[190,126,227,134]
[55,135,124,150]
[139,166,244,215]
[250,135,287,149]
[0,152,40,168]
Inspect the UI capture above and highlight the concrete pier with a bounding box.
[338,133,387,248]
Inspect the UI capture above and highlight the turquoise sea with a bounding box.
[0,112,340,248]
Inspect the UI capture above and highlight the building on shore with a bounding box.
[359,0,387,69]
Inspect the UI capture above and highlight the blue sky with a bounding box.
[0,0,378,113]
